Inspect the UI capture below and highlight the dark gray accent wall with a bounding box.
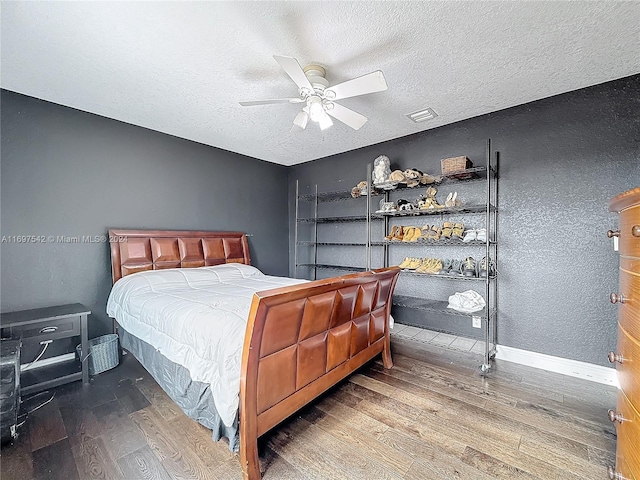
[289,74,640,367]
[1,90,290,338]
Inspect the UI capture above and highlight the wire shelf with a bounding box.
[392,294,493,319]
[371,167,491,193]
[297,190,355,202]
[297,215,384,223]
[375,239,495,246]
[397,271,495,281]
[296,264,367,272]
[297,242,385,247]
[377,204,495,217]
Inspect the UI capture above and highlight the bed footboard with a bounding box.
[238,267,400,479]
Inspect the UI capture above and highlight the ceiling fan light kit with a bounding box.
[240,55,388,132]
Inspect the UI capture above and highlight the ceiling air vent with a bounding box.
[406,107,438,123]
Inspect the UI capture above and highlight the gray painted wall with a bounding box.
[2,76,638,367]
[289,75,640,367]
[1,90,290,338]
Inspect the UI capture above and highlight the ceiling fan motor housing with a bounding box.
[302,64,329,95]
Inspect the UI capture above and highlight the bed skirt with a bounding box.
[119,327,240,451]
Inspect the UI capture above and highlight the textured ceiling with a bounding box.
[2,1,639,166]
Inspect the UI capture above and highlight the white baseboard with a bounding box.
[20,353,76,372]
[495,345,619,387]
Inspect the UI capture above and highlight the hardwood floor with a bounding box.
[0,337,617,479]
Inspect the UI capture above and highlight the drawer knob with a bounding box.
[608,466,627,480]
[607,409,625,423]
[608,352,624,364]
[607,230,620,238]
[610,293,626,304]
[633,225,640,237]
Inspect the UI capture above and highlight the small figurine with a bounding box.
[351,181,368,198]
[419,186,442,209]
[372,155,391,186]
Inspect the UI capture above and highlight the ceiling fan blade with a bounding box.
[325,102,368,130]
[325,70,387,101]
[239,98,303,106]
[291,110,309,132]
[318,112,333,131]
[273,55,314,91]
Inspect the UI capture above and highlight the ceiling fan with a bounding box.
[239,55,388,131]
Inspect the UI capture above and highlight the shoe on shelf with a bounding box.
[451,259,463,275]
[462,257,477,277]
[438,258,453,274]
[406,258,423,270]
[478,256,495,278]
[398,257,412,269]
[402,226,416,242]
[384,225,398,241]
[418,224,430,241]
[408,226,422,242]
[376,201,396,213]
[441,221,453,239]
[476,228,487,242]
[416,258,442,274]
[444,192,457,208]
[415,258,433,274]
[428,258,443,274]
[461,229,477,243]
[393,226,405,241]
[426,224,442,241]
[452,222,465,240]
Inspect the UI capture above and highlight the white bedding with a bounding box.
[106,263,306,427]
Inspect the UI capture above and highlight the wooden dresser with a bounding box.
[608,187,640,480]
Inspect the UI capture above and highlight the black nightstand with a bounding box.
[0,304,90,394]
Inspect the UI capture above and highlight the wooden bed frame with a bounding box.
[108,229,400,479]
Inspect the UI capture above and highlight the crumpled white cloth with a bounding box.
[447,290,486,313]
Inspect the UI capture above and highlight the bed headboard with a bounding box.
[108,229,251,284]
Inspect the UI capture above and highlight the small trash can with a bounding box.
[76,334,119,375]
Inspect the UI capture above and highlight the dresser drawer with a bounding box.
[10,316,81,344]
[621,257,640,275]
[619,203,640,258]
[613,391,640,479]
[616,449,638,480]
[617,268,640,342]
[617,325,640,415]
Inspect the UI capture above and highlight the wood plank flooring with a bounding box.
[0,336,617,479]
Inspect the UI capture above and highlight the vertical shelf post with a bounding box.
[366,163,372,271]
[313,184,318,280]
[482,138,492,373]
[294,180,299,279]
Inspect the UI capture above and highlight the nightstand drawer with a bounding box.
[11,316,80,343]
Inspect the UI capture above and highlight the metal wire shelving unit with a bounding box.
[294,140,498,373]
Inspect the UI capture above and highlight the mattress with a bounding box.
[106,263,306,427]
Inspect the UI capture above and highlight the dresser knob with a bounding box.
[608,352,624,364]
[608,409,625,423]
[610,293,626,304]
[633,225,640,237]
[607,230,620,238]
[608,466,627,480]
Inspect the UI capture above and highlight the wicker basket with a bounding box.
[76,334,119,375]
[441,156,473,175]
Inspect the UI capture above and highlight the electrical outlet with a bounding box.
[472,316,481,328]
